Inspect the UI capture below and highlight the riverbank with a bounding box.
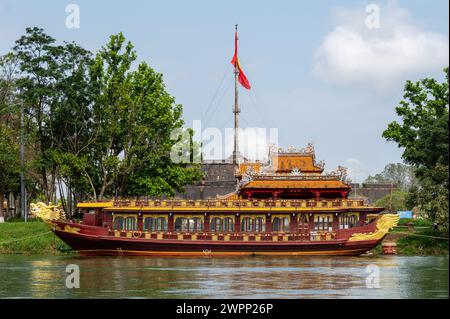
[390,229,449,256]
[0,220,72,255]
[372,219,449,256]
[0,220,448,256]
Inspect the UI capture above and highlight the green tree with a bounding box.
[13,27,62,203]
[46,42,96,213]
[88,33,201,198]
[8,27,201,205]
[13,27,97,210]
[0,127,20,219]
[383,67,449,232]
[365,163,416,190]
[0,53,20,219]
[118,63,202,197]
[77,32,201,199]
[374,190,408,212]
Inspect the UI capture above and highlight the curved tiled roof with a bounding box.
[241,179,350,189]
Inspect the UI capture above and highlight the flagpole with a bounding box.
[233,24,240,165]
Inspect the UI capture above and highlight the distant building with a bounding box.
[174,161,237,200]
[349,183,398,204]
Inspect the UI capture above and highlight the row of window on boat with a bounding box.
[112,214,360,233]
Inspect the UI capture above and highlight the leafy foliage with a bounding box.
[0,53,20,218]
[383,67,449,233]
[2,27,202,209]
[374,189,408,212]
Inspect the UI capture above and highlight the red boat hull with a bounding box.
[50,221,383,256]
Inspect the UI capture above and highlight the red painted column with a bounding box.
[360,212,367,225]
[95,208,102,226]
[137,214,143,231]
[168,213,174,232]
[332,213,339,231]
[290,214,298,233]
[204,214,210,232]
[235,214,240,233]
[266,214,272,233]
[308,213,314,232]
[313,191,321,200]
[103,213,113,229]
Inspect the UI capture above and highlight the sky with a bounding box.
[1,0,448,182]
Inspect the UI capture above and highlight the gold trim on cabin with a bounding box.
[313,214,333,221]
[112,213,138,220]
[297,213,310,222]
[143,214,169,219]
[173,214,205,221]
[209,215,236,223]
[240,214,266,222]
[270,214,291,221]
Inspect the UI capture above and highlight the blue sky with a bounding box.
[1,0,448,181]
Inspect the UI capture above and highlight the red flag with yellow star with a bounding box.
[231,31,251,90]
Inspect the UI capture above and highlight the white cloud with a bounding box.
[313,3,449,87]
[345,158,367,183]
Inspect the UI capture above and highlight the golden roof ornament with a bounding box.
[275,142,315,154]
[317,160,325,169]
[304,142,315,153]
[336,165,348,181]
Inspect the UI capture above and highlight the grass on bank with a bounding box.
[397,218,433,227]
[395,228,449,256]
[0,220,72,255]
[394,218,448,256]
[369,218,449,256]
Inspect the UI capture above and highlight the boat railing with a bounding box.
[251,174,342,181]
[108,230,340,241]
[110,198,366,209]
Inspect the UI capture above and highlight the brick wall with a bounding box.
[349,183,398,204]
[175,163,237,199]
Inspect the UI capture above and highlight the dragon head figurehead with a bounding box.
[348,213,400,242]
[29,202,66,221]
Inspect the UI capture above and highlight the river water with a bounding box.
[0,255,447,298]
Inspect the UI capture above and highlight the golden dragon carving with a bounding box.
[348,214,400,242]
[30,202,66,221]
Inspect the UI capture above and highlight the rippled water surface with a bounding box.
[0,255,448,298]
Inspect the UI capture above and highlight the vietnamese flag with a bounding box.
[231,31,251,90]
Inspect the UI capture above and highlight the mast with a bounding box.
[233,24,240,165]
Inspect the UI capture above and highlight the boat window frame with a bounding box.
[210,216,235,233]
[143,215,168,232]
[174,215,204,233]
[112,214,137,231]
[240,215,266,233]
[339,213,359,229]
[313,214,333,232]
[271,215,290,233]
